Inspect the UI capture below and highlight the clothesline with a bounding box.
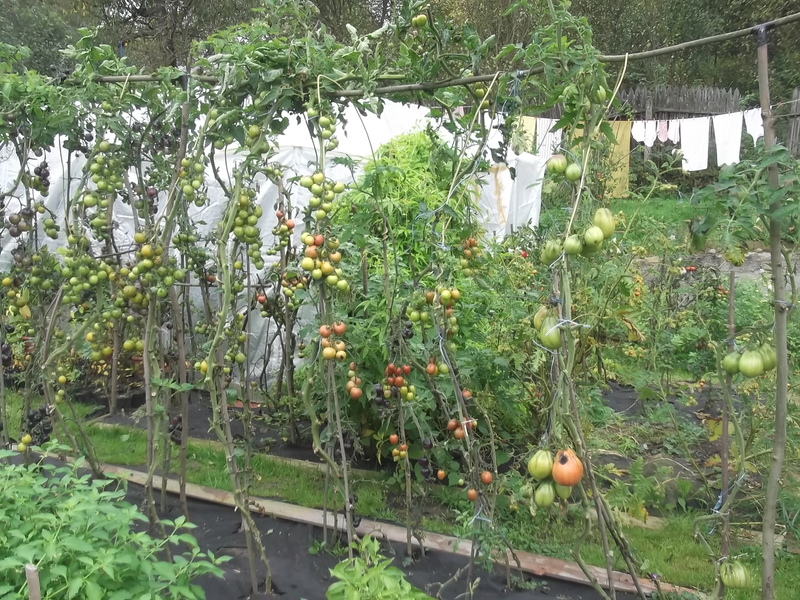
[527,109,763,177]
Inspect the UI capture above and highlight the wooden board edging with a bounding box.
[96,462,694,597]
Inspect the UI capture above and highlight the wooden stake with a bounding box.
[25,564,41,600]
[721,272,735,595]
[755,24,790,600]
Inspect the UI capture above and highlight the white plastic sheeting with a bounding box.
[0,102,543,258]
[476,152,544,238]
[0,101,545,375]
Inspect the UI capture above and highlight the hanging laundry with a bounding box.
[509,152,546,230]
[712,112,743,166]
[574,121,632,198]
[607,121,632,199]
[657,120,669,143]
[644,120,658,147]
[679,117,711,172]
[667,120,680,144]
[631,121,645,143]
[535,117,563,163]
[743,108,763,143]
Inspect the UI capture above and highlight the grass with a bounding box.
[539,195,697,256]
[82,422,391,517]
[1,390,97,440]
[610,196,696,243]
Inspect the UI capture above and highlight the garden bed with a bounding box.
[12,450,645,600]
[141,484,638,599]
[106,462,656,599]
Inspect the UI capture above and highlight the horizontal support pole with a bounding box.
[84,11,800,102]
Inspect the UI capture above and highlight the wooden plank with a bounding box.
[97,462,694,596]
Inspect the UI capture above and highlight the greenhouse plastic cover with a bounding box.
[0,101,545,376]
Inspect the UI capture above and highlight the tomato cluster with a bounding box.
[320,321,347,361]
[279,272,307,311]
[269,208,294,251]
[305,106,339,152]
[459,237,482,275]
[231,188,266,270]
[299,232,349,292]
[22,406,52,448]
[83,140,127,239]
[425,355,449,376]
[383,363,415,402]
[178,157,208,208]
[27,161,51,198]
[168,415,183,444]
[446,413,475,442]
[522,449,581,510]
[345,361,363,400]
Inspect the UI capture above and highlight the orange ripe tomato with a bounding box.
[480,471,493,485]
[466,489,478,501]
[552,449,584,486]
[454,427,465,440]
[389,434,399,445]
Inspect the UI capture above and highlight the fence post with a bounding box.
[787,88,800,157]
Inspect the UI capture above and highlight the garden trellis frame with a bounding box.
[3,7,797,600]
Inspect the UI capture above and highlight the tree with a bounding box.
[76,0,267,68]
[71,0,384,69]
[0,0,80,76]
[569,0,800,99]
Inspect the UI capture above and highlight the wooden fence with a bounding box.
[538,85,742,120]
[616,85,741,119]
[785,88,800,156]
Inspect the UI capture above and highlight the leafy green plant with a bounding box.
[0,448,227,600]
[326,535,431,599]
[605,457,670,521]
